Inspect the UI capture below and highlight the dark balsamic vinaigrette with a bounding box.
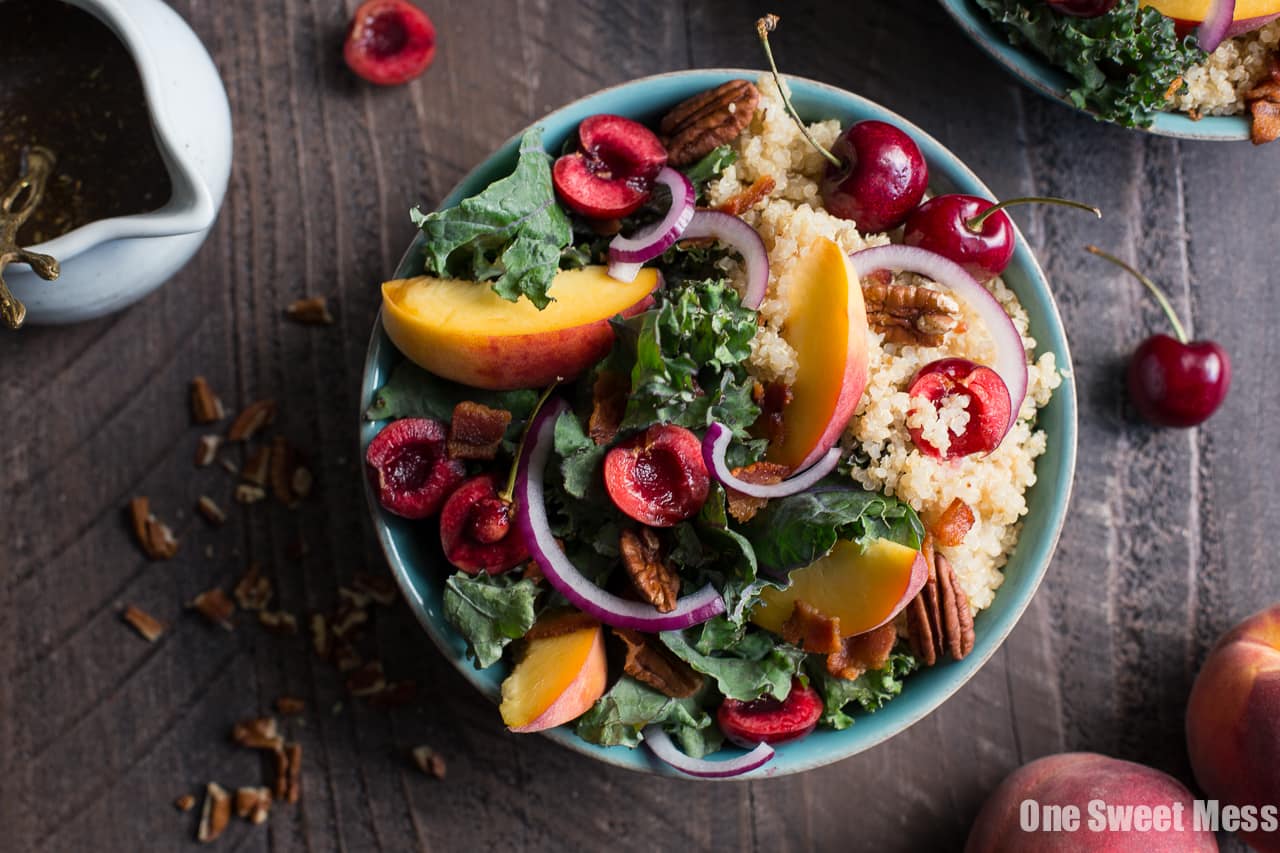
[0,0,173,245]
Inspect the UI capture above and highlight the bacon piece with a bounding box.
[930,497,975,547]
[826,623,898,681]
[724,461,789,523]
[447,401,511,460]
[714,175,776,216]
[750,381,793,449]
[588,370,628,446]
[780,600,843,654]
[524,609,599,642]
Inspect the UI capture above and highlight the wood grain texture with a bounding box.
[1,0,1276,850]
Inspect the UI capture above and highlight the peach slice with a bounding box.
[499,622,607,733]
[767,237,870,471]
[1143,0,1280,35]
[751,539,928,639]
[381,265,659,391]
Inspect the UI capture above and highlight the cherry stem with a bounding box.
[966,196,1101,232]
[499,383,558,504]
[1085,245,1188,344]
[755,15,842,170]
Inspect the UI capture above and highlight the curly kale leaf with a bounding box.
[975,0,1203,127]
[442,572,538,669]
[809,651,918,730]
[575,676,722,757]
[412,127,572,309]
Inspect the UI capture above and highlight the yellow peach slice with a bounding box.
[381,266,659,391]
[768,237,870,471]
[751,539,928,638]
[1142,0,1280,25]
[500,623,607,733]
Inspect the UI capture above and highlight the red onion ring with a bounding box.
[643,725,774,778]
[1197,0,1237,52]
[608,167,696,271]
[515,398,726,632]
[680,210,770,310]
[702,422,841,497]
[847,244,1028,436]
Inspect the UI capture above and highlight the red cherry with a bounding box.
[439,474,530,574]
[603,424,709,527]
[343,0,436,87]
[1046,0,1120,17]
[1087,246,1231,428]
[365,418,465,519]
[552,114,668,220]
[820,121,928,233]
[907,358,1012,460]
[717,678,823,747]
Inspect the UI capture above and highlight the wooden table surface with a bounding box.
[3,0,1277,850]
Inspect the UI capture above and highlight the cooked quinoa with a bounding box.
[1173,20,1280,116]
[711,75,1063,614]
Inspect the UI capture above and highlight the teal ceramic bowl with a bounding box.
[360,69,1079,779]
[937,0,1252,141]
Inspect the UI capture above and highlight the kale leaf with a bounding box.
[411,127,572,309]
[575,676,722,757]
[975,0,1203,127]
[742,485,925,576]
[660,624,805,702]
[442,572,538,669]
[681,144,739,200]
[553,408,606,500]
[809,651,918,730]
[364,360,537,442]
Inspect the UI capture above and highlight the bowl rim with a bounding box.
[360,67,1079,779]
[935,0,1253,141]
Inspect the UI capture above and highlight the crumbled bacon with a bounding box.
[1246,57,1280,145]
[930,497,975,547]
[588,370,629,446]
[724,461,789,523]
[750,381,793,448]
[524,609,599,642]
[446,401,511,460]
[613,628,704,698]
[780,600,842,654]
[714,175,776,216]
[826,623,897,681]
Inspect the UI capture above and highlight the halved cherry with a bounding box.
[603,424,709,527]
[907,358,1012,460]
[365,418,465,518]
[343,0,436,87]
[717,678,823,748]
[439,474,529,574]
[552,114,668,219]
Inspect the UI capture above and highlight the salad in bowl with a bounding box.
[361,25,1075,779]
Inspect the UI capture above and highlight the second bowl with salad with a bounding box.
[360,52,1077,778]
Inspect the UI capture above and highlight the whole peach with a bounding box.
[1187,605,1280,853]
[965,752,1216,852]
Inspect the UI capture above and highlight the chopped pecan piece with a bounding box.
[446,401,511,460]
[241,445,271,486]
[826,623,897,680]
[195,434,222,467]
[234,484,267,505]
[128,497,179,560]
[369,680,417,709]
[588,370,629,446]
[345,661,386,697]
[231,716,283,751]
[619,528,680,612]
[905,539,974,665]
[309,613,330,660]
[780,600,843,654]
[411,745,447,779]
[930,497,975,548]
[190,377,225,424]
[188,588,235,630]
[284,295,334,325]
[658,79,760,166]
[750,381,792,448]
[196,495,226,526]
[725,461,789,523]
[525,608,599,641]
[339,586,372,609]
[276,696,306,716]
[284,743,303,804]
[228,399,277,441]
[272,748,290,801]
[330,603,368,639]
[714,175,776,216]
[613,628,704,698]
[174,794,197,812]
[269,436,301,505]
[122,604,166,643]
[233,562,272,611]
[258,610,298,634]
[234,787,272,824]
[197,783,231,843]
[862,280,962,347]
[332,640,363,673]
[353,571,399,606]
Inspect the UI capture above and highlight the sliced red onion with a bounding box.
[643,725,773,778]
[848,244,1028,436]
[515,398,725,632]
[607,168,696,275]
[1197,0,1236,52]
[702,423,841,497]
[680,210,770,310]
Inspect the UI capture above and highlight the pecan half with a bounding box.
[937,552,975,661]
[826,623,897,680]
[658,79,760,166]
[447,401,511,461]
[619,528,680,612]
[725,461,789,523]
[613,628,704,698]
[906,539,974,665]
[228,399,277,441]
[862,280,962,347]
[588,370,628,446]
[714,175,775,216]
[780,600,842,654]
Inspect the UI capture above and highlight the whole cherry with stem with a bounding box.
[1086,246,1230,428]
[904,194,1101,280]
[756,16,928,233]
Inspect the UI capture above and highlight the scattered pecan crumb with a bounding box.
[195,435,222,467]
[188,588,235,631]
[353,572,398,606]
[268,436,311,506]
[234,484,267,505]
[290,466,313,500]
[234,786,272,824]
[190,377,225,424]
[284,743,302,804]
[219,458,239,476]
[174,794,196,812]
[231,716,283,751]
[334,641,365,675]
[196,495,226,526]
[714,175,775,216]
[258,610,298,635]
[930,497,975,548]
[724,461,789,523]
[284,296,334,325]
[233,563,272,611]
[588,370,629,446]
[619,528,680,613]
[658,79,760,166]
[411,745,446,779]
[241,445,271,486]
[369,680,417,710]
[309,613,330,660]
[228,400,277,442]
[345,661,386,697]
[197,782,231,843]
[276,696,306,716]
[339,586,372,609]
[525,609,599,641]
[286,536,310,560]
[330,605,368,639]
[780,600,843,655]
[826,623,897,681]
[863,279,962,347]
[447,401,511,461]
[614,628,704,698]
[122,604,166,643]
[128,497,179,560]
[272,748,290,801]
